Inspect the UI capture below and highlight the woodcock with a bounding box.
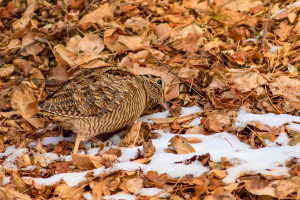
[36,66,165,154]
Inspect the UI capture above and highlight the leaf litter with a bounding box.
[0,0,300,199]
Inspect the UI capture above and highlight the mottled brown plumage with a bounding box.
[36,66,164,153]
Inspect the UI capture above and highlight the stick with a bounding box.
[260,1,273,52]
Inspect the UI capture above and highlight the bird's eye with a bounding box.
[156,79,162,86]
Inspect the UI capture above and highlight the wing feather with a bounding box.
[38,67,141,118]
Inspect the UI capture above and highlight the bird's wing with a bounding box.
[38,67,141,118]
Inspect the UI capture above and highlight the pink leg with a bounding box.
[73,136,81,154]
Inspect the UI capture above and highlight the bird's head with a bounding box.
[140,74,165,110]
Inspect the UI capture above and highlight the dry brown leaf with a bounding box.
[202,110,236,132]
[169,135,195,154]
[269,76,300,98]
[172,24,203,52]
[211,169,227,180]
[244,177,300,198]
[0,186,31,200]
[52,65,68,82]
[54,44,77,67]
[187,137,202,143]
[92,181,110,199]
[121,122,151,147]
[118,31,147,51]
[222,0,262,12]
[104,28,127,52]
[89,155,104,168]
[169,102,181,117]
[143,139,156,158]
[274,22,292,41]
[65,33,104,64]
[10,83,44,129]
[127,177,143,193]
[101,154,117,168]
[205,187,235,200]
[54,183,82,199]
[155,23,172,42]
[79,3,114,28]
[185,126,204,134]
[36,139,47,154]
[228,69,267,93]
[11,173,27,192]
[145,170,168,188]
[0,64,14,77]
[21,32,43,56]
[124,16,150,33]
[170,194,184,200]
[72,154,95,170]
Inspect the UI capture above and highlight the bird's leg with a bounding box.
[73,136,81,154]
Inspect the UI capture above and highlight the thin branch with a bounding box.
[260,1,273,52]
[264,84,283,114]
[15,78,59,86]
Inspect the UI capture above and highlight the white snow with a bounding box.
[271,1,300,19]
[24,170,90,187]
[139,110,170,123]
[138,187,163,195]
[180,106,202,116]
[2,177,10,185]
[235,107,300,128]
[2,148,28,169]
[0,146,17,158]
[288,123,300,132]
[139,106,201,123]
[103,193,136,200]
[267,43,282,53]
[83,192,93,200]
[1,105,300,198]
[188,117,202,126]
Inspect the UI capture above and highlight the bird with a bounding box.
[35,66,165,154]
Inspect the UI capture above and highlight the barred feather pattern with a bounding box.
[37,66,164,141]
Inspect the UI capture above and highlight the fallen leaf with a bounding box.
[172,24,203,52]
[10,83,44,128]
[169,102,181,117]
[21,32,43,56]
[0,186,31,200]
[72,154,95,170]
[0,64,14,77]
[155,23,172,42]
[79,3,114,28]
[65,33,104,64]
[121,122,151,147]
[211,170,227,180]
[127,177,143,193]
[169,135,195,154]
[227,69,267,93]
[54,183,82,199]
[11,173,27,192]
[244,177,300,198]
[222,0,262,12]
[145,171,168,188]
[143,140,156,158]
[274,22,292,41]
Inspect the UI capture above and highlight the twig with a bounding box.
[149,177,182,200]
[236,119,268,147]
[260,1,273,52]
[264,84,282,114]
[150,53,207,101]
[15,78,59,86]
